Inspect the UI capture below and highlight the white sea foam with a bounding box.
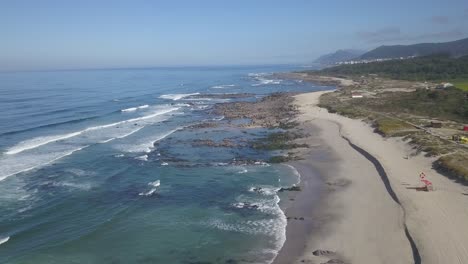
[0,107,179,181]
[212,116,224,121]
[0,236,10,246]
[161,162,168,166]
[139,188,158,196]
[207,197,286,238]
[5,132,82,155]
[121,107,137,112]
[149,180,160,187]
[121,104,149,112]
[248,72,282,87]
[139,180,160,196]
[5,107,178,156]
[159,93,200,100]
[211,84,236,89]
[254,161,270,167]
[284,164,302,185]
[118,128,181,153]
[135,155,148,161]
[237,168,248,174]
[55,181,93,191]
[0,145,89,182]
[228,183,290,264]
[182,98,214,101]
[248,186,278,196]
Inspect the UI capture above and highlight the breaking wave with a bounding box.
[139,180,160,196]
[116,127,181,153]
[0,107,179,181]
[248,73,282,86]
[5,107,178,155]
[211,84,236,89]
[121,105,149,112]
[0,236,10,246]
[159,93,200,101]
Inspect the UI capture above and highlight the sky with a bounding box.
[1,0,467,71]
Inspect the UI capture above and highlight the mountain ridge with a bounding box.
[360,37,468,59]
[314,49,366,65]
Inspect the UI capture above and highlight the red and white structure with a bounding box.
[419,172,433,191]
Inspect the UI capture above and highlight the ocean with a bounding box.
[0,65,327,264]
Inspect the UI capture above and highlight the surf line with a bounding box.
[337,124,421,264]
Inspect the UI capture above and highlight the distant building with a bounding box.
[436,82,454,89]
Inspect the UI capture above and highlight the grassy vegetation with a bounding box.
[372,88,468,123]
[320,88,468,123]
[319,87,468,181]
[404,133,454,157]
[374,118,416,137]
[435,153,468,182]
[453,80,468,91]
[318,54,468,81]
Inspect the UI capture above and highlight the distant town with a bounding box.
[335,56,417,65]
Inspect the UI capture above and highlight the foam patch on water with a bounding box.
[211,84,236,89]
[284,164,302,185]
[116,128,181,153]
[5,132,82,155]
[0,145,89,181]
[254,161,270,167]
[139,180,160,196]
[237,168,248,174]
[0,236,10,246]
[248,73,282,87]
[0,107,179,181]
[5,107,178,155]
[248,186,278,196]
[138,188,158,196]
[159,93,200,100]
[135,155,148,161]
[52,181,93,191]
[121,104,149,112]
[206,190,287,264]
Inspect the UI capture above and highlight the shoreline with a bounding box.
[273,90,468,264]
[273,91,415,264]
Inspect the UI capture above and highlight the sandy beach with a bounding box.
[274,91,468,264]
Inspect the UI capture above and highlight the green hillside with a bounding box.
[319,54,468,82]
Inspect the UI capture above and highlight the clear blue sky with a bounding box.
[1,0,467,71]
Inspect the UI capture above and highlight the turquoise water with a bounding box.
[0,66,328,263]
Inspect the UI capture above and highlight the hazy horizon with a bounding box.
[1,0,467,71]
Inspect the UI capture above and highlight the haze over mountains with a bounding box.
[314,49,366,65]
[315,37,468,65]
[360,37,468,59]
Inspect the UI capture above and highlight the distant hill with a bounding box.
[360,37,468,60]
[319,54,468,81]
[315,49,366,65]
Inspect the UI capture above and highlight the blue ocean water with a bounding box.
[0,65,327,264]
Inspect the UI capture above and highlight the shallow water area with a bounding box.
[0,65,327,264]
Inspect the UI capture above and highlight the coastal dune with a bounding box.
[279,91,468,264]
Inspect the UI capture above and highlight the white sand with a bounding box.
[293,91,468,264]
